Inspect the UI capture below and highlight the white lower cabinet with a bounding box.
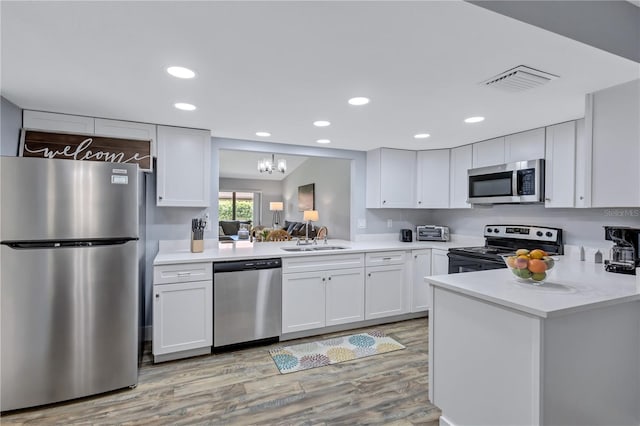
[325,268,365,326]
[152,262,213,362]
[152,280,213,357]
[282,254,365,334]
[366,264,406,319]
[282,270,326,333]
[431,249,450,276]
[365,251,409,320]
[411,249,432,312]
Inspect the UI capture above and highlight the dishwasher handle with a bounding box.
[213,258,282,273]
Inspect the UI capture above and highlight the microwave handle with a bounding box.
[512,170,518,196]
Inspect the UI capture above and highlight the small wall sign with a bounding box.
[19,129,152,172]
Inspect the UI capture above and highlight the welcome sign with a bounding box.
[19,129,152,172]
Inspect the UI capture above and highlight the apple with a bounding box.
[515,256,529,269]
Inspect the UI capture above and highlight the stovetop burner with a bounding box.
[447,225,564,274]
[448,225,564,262]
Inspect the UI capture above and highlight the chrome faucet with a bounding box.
[317,226,328,245]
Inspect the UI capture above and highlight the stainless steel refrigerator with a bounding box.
[0,156,139,411]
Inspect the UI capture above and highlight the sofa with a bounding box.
[283,220,319,239]
[218,220,252,240]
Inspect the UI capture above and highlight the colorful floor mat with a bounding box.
[269,330,406,374]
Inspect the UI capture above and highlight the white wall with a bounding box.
[282,157,351,240]
[429,205,640,248]
[219,177,283,227]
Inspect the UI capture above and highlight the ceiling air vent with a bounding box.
[482,66,559,92]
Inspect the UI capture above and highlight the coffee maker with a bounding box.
[604,226,640,275]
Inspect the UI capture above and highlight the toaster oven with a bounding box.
[416,225,450,241]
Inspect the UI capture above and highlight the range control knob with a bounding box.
[546,231,553,238]
[493,228,499,233]
[536,231,543,237]
[487,228,493,233]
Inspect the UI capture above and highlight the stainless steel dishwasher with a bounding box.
[212,258,282,347]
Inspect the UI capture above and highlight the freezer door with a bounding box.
[0,241,138,411]
[0,157,138,242]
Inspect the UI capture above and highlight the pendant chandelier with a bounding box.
[258,153,286,174]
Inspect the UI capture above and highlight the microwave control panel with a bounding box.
[517,168,536,195]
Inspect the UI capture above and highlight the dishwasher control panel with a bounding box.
[213,258,282,273]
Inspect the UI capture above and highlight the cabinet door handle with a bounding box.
[545,198,551,201]
[382,200,386,204]
[368,273,371,277]
[415,255,417,259]
[322,277,326,281]
[159,196,163,201]
[177,272,191,277]
[418,201,422,204]
[328,276,332,280]
[155,294,159,298]
[579,196,584,200]
[383,257,392,260]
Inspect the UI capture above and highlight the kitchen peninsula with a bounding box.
[427,263,640,426]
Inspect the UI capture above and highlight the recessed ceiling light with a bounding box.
[348,97,370,106]
[316,139,331,144]
[414,133,431,139]
[256,131,271,137]
[167,66,195,79]
[174,102,196,111]
[464,116,485,123]
[313,120,331,127]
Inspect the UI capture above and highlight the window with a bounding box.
[218,191,255,222]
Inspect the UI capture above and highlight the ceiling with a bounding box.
[2,1,638,151]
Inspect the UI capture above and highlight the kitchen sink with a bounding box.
[281,246,348,252]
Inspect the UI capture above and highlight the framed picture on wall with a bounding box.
[298,183,315,211]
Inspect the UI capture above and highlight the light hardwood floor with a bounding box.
[1,318,440,425]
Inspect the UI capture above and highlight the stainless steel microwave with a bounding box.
[467,159,544,204]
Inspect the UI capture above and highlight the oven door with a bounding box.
[447,252,506,274]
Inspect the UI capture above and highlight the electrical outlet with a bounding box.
[357,218,367,229]
[387,219,393,228]
[204,212,211,231]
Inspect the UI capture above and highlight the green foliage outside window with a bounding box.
[218,197,253,222]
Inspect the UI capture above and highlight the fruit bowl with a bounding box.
[502,249,557,285]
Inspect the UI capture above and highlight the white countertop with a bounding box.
[427,262,640,318]
[153,235,484,265]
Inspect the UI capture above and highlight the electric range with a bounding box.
[448,225,564,274]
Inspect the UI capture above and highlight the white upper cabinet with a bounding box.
[156,126,211,207]
[588,79,640,207]
[545,121,576,208]
[23,110,95,134]
[472,137,505,168]
[95,118,157,157]
[366,148,416,208]
[416,149,450,208]
[449,144,473,209]
[574,119,590,207]
[504,128,546,162]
